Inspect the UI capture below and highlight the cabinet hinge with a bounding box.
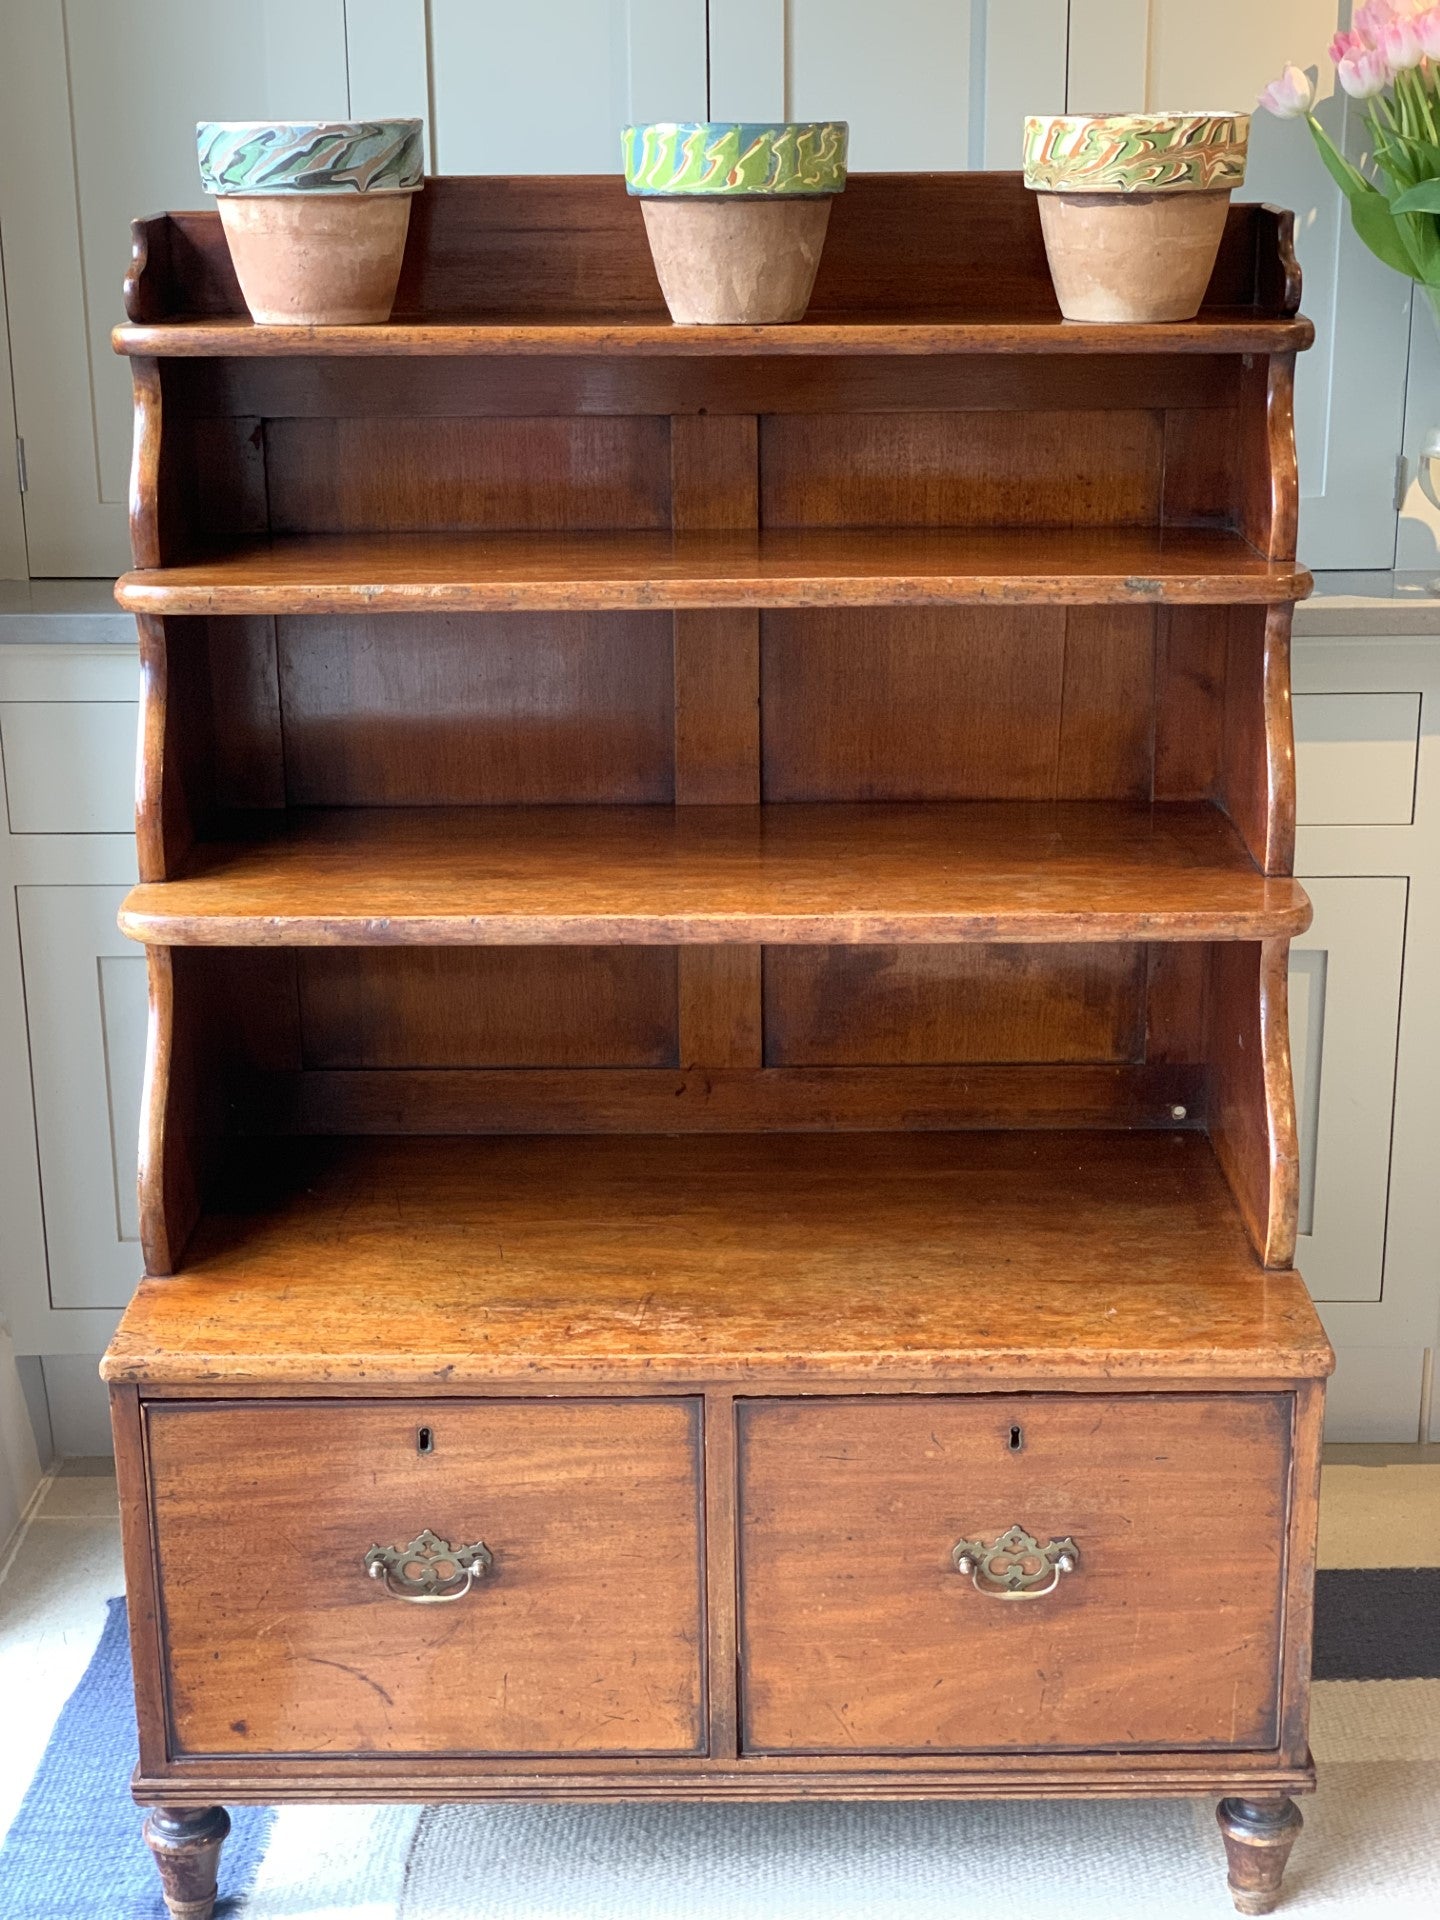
[14,437,26,494]
[1395,452,1410,510]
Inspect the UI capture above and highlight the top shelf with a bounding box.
[118,174,1309,360]
[113,309,1314,360]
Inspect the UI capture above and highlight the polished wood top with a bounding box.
[101,1130,1333,1386]
[113,311,1316,360]
[114,530,1311,617]
[118,802,1313,947]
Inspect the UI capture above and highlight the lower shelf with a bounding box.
[103,1130,1331,1386]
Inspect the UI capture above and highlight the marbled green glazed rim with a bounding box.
[196,119,424,196]
[1022,111,1249,194]
[622,121,848,198]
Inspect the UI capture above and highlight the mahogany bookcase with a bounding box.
[105,174,1331,1918]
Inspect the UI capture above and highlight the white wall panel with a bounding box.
[979,2,1069,170]
[344,0,432,168]
[708,0,786,123]
[1290,877,1406,1303]
[16,886,145,1312]
[0,1,350,574]
[783,1,977,170]
[0,238,27,581]
[427,0,706,174]
[708,1,1066,172]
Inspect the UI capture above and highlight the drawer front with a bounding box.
[738,1395,1290,1754]
[148,1398,705,1759]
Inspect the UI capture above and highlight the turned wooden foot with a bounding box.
[1217,1796,1303,1915]
[142,1805,231,1920]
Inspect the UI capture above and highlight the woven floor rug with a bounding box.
[2,1571,1436,1919]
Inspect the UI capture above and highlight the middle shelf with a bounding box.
[114,527,1311,615]
[120,801,1310,946]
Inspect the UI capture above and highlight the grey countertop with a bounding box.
[0,579,133,643]
[3,570,1440,643]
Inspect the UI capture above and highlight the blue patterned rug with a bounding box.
[0,1600,271,1920]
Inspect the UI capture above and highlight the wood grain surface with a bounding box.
[116,802,1312,947]
[293,948,679,1068]
[116,176,1308,340]
[114,529,1312,616]
[762,945,1148,1065]
[273,611,676,806]
[738,1394,1289,1751]
[147,1398,705,1757]
[115,312,1315,359]
[101,1131,1332,1386]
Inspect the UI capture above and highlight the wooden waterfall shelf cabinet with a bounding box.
[105,175,1331,1919]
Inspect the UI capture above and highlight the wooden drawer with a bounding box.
[147,1398,705,1759]
[738,1394,1291,1754]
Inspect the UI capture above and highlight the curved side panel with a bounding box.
[1218,604,1297,877]
[137,946,180,1276]
[1238,353,1300,563]
[129,356,164,567]
[1261,605,1298,876]
[1207,937,1302,1270]
[135,612,169,881]
[124,216,175,325]
[1257,205,1304,317]
[1258,936,1302,1270]
[137,947,215,1277]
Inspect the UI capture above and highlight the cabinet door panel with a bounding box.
[1294,693,1420,828]
[1,702,139,833]
[16,885,145,1310]
[1290,877,1407,1305]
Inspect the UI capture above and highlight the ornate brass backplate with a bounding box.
[951,1524,1080,1600]
[364,1529,493,1602]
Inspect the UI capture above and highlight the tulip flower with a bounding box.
[1269,2,1440,329]
[1339,46,1394,96]
[1355,0,1403,45]
[1383,16,1425,67]
[1258,65,1317,119]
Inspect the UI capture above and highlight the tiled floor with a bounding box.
[1,1450,1437,1852]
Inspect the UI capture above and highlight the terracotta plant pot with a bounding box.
[196,119,424,325]
[622,121,847,325]
[1022,111,1249,324]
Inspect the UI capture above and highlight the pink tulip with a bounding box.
[1330,29,1366,64]
[1416,6,1440,57]
[1383,16,1425,66]
[1354,1,1396,39]
[1339,45,1393,96]
[1258,65,1317,119]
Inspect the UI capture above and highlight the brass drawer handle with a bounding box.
[952,1525,1080,1600]
[364,1529,493,1603]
